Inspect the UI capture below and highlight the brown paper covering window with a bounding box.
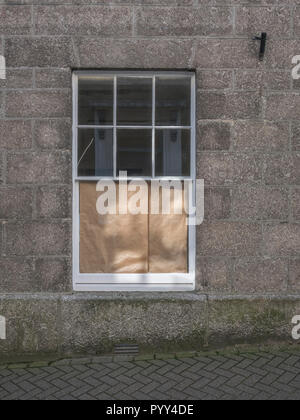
[79,182,188,274]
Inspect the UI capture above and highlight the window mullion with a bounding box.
[113,75,117,178]
[152,75,156,178]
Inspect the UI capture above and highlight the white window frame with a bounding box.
[72,71,196,292]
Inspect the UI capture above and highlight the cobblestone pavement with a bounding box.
[1,350,300,400]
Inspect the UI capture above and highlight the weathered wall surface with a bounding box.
[1,293,300,359]
[0,0,300,358]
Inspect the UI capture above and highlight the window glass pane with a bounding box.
[117,77,152,126]
[117,129,152,177]
[156,77,191,126]
[155,129,190,177]
[78,77,113,125]
[78,129,113,176]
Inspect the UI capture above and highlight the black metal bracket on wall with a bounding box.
[253,32,267,61]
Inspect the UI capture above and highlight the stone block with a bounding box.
[0,295,60,355]
[264,70,291,91]
[289,259,300,292]
[234,70,263,91]
[136,6,232,36]
[0,187,33,219]
[231,186,289,220]
[197,153,262,186]
[263,154,300,186]
[264,224,300,256]
[197,121,231,151]
[6,221,71,256]
[292,123,300,151]
[236,6,291,38]
[36,185,71,219]
[265,94,300,120]
[0,121,32,150]
[0,5,31,35]
[6,37,74,68]
[293,7,300,37]
[233,121,289,152]
[197,70,233,90]
[0,69,33,89]
[197,221,262,257]
[194,39,262,69]
[198,92,261,120]
[6,91,71,119]
[34,258,71,293]
[0,258,35,293]
[233,258,288,293]
[35,5,132,36]
[77,38,194,69]
[7,151,71,185]
[291,188,300,221]
[60,294,208,354]
[265,40,299,69]
[35,69,71,89]
[208,296,300,348]
[196,257,231,292]
[34,119,71,150]
[204,187,231,220]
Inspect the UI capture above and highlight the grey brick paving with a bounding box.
[1,351,300,400]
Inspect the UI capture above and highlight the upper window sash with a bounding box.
[74,72,194,180]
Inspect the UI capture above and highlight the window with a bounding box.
[73,71,196,291]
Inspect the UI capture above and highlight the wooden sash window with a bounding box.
[73,72,196,292]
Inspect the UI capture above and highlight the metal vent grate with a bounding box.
[114,344,139,355]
